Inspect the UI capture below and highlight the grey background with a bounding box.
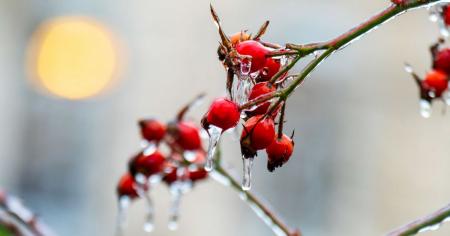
[0,0,449,235]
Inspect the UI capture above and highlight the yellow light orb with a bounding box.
[29,16,120,100]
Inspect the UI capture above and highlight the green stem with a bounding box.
[280,0,443,100]
[387,203,450,236]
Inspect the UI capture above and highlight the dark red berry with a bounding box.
[433,48,450,74]
[175,122,202,150]
[129,151,165,177]
[260,58,281,81]
[205,98,240,131]
[248,82,276,115]
[422,70,448,97]
[188,168,208,182]
[117,173,139,198]
[443,6,450,26]
[241,115,276,150]
[139,119,166,142]
[163,167,178,185]
[235,40,269,72]
[266,134,294,172]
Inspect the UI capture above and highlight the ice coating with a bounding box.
[242,157,254,191]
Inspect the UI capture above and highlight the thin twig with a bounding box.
[214,164,300,236]
[387,203,450,236]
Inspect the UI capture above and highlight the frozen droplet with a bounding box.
[232,77,254,106]
[240,58,252,76]
[429,6,440,22]
[428,90,437,98]
[149,174,163,185]
[205,125,223,171]
[143,142,157,156]
[420,99,432,118]
[443,90,450,105]
[184,151,197,162]
[116,196,131,235]
[241,157,254,191]
[404,64,414,74]
[418,223,442,233]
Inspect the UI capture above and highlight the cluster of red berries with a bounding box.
[116,97,208,232]
[201,6,297,191]
[405,5,450,117]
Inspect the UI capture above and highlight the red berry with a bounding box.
[163,167,178,185]
[423,70,449,97]
[117,173,140,198]
[188,168,208,182]
[443,6,450,26]
[175,122,202,150]
[433,48,450,74]
[260,58,281,81]
[139,119,166,142]
[129,151,166,177]
[248,82,276,115]
[241,115,276,150]
[235,40,269,72]
[205,98,240,131]
[266,134,294,172]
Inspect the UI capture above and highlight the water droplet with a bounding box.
[184,151,197,162]
[420,99,432,118]
[205,125,223,171]
[116,196,131,235]
[241,157,254,191]
[240,58,252,76]
[143,142,157,156]
[418,223,442,233]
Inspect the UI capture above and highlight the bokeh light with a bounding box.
[28,16,120,100]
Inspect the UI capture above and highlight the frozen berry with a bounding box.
[248,82,276,115]
[235,40,269,72]
[266,134,294,172]
[129,151,166,177]
[139,119,166,142]
[117,173,140,198]
[423,70,448,97]
[259,58,281,81]
[241,115,276,151]
[433,48,450,74]
[173,122,202,150]
[205,98,240,131]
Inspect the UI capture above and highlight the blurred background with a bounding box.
[0,0,449,235]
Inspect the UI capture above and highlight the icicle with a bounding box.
[232,76,253,106]
[205,125,223,171]
[443,90,450,105]
[420,99,432,118]
[115,196,131,236]
[241,157,254,191]
[429,5,440,22]
[168,183,182,231]
[135,176,154,233]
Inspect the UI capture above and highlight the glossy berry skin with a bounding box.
[206,98,240,131]
[443,6,450,26]
[248,82,276,115]
[241,115,276,151]
[266,134,294,172]
[259,58,281,81]
[139,119,166,142]
[163,167,208,185]
[174,122,202,150]
[129,151,166,177]
[422,70,449,97]
[117,173,139,198]
[230,32,250,45]
[235,40,269,72]
[433,48,450,75]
